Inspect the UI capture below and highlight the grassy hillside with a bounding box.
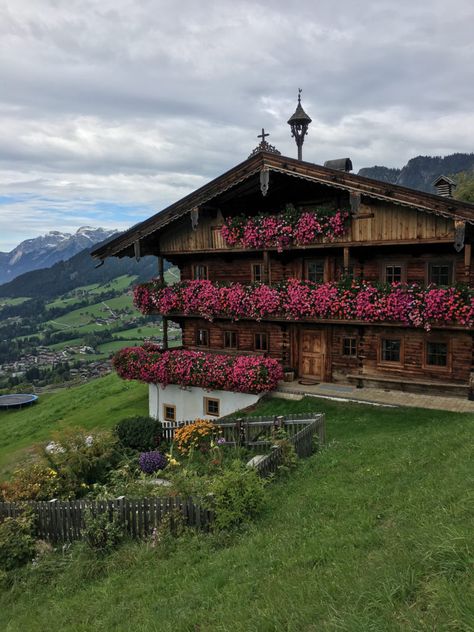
[0,374,148,478]
[0,392,473,631]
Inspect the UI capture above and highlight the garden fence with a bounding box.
[0,413,325,542]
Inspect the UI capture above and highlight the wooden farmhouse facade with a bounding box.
[92,148,474,399]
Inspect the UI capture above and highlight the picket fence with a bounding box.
[0,413,325,542]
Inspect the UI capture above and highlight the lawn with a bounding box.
[0,374,148,478]
[0,393,473,631]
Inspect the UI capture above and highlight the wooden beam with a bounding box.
[158,255,164,283]
[162,316,169,350]
[263,250,270,283]
[464,243,472,280]
[343,247,350,275]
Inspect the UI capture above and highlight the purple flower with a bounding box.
[139,451,168,474]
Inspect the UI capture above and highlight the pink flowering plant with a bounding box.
[134,280,474,331]
[112,345,284,393]
[221,207,349,251]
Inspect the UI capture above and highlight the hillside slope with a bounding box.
[0,390,472,631]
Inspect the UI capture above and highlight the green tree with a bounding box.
[454,171,474,203]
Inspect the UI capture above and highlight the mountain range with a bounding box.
[0,226,118,285]
[358,152,474,193]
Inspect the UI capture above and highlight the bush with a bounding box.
[42,429,121,497]
[0,514,36,571]
[208,461,266,530]
[114,416,162,452]
[139,451,168,474]
[0,464,64,502]
[83,509,124,554]
[174,419,219,456]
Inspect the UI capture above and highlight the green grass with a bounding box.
[0,297,30,307]
[111,324,162,339]
[0,395,473,630]
[0,374,147,478]
[46,276,137,309]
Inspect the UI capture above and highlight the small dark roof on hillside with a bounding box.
[92,151,474,260]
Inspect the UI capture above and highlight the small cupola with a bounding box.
[324,158,353,172]
[433,175,456,198]
[287,89,312,161]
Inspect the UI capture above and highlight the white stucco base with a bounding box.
[148,383,262,422]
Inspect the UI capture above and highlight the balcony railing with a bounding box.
[134,279,474,331]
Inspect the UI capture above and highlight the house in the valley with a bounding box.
[92,96,474,421]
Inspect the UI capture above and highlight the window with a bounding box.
[384,264,403,284]
[342,337,357,357]
[426,342,448,367]
[204,397,220,417]
[193,265,208,280]
[428,262,452,286]
[224,330,238,349]
[163,404,176,422]
[381,339,401,363]
[196,328,209,346]
[307,261,324,283]
[252,263,264,283]
[254,332,268,351]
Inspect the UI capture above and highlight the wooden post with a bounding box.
[343,247,350,276]
[162,317,168,350]
[464,243,472,282]
[263,250,270,283]
[158,255,164,284]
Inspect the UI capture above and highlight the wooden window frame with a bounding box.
[254,332,269,352]
[196,328,209,347]
[223,330,238,349]
[426,261,454,286]
[381,262,406,284]
[163,404,176,422]
[204,397,220,417]
[378,336,404,366]
[306,259,325,284]
[251,263,264,283]
[423,339,452,372]
[193,264,208,280]
[342,337,357,357]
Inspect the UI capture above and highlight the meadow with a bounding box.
[0,378,472,631]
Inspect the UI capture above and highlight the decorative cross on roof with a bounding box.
[248,128,281,158]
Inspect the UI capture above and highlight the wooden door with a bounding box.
[299,330,327,380]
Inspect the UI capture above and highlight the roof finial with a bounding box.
[287,90,312,161]
[248,128,281,158]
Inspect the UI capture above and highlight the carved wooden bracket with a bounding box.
[454,220,466,252]
[190,206,199,231]
[134,239,141,262]
[349,192,361,215]
[260,167,270,196]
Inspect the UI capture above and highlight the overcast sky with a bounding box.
[1,0,473,250]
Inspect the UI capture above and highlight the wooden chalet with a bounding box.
[92,138,474,399]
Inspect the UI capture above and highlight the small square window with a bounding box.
[381,339,401,363]
[385,265,403,284]
[428,263,452,286]
[204,397,220,417]
[163,404,176,422]
[342,337,357,357]
[254,332,268,351]
[426,342,448,367]
[307,261,324,283]
[196,328,209,346]
[193,265,208,280]
[224,331,238,349]
[252,263,264,283]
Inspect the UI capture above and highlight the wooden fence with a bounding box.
[0,413,325,542]
[0,496,213,543]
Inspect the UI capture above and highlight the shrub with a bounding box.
[83,509,124,554]
[114,416,162,452]
[208,461,266,530]
[139,451,168,474]
[42,429,121,497]
[174,419,220,456]
[0,514,36,571]
[0,464,64,502]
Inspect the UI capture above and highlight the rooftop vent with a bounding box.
[324,158,353,172]
[433,175,456,198]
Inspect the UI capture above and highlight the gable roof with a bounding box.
[92,151,474,260]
